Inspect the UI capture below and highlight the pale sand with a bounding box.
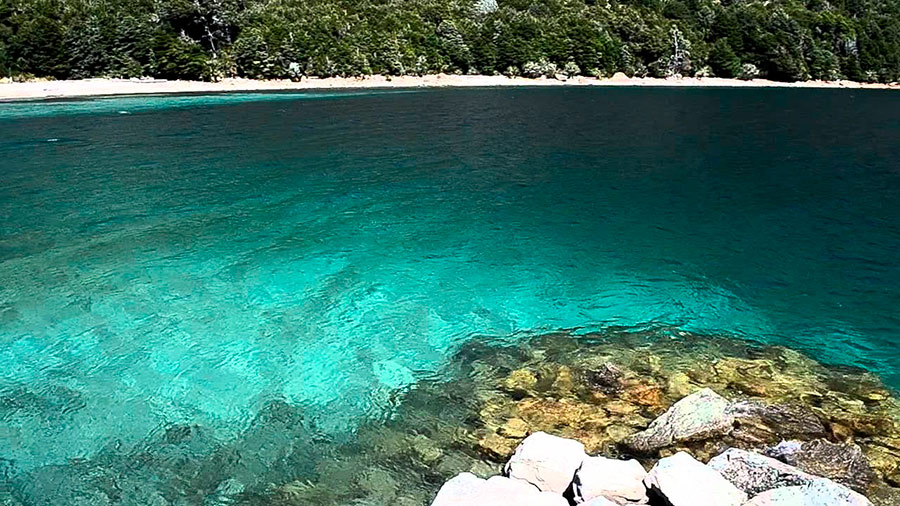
[1,73,897,101]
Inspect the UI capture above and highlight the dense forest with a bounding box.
[1,0,899,83]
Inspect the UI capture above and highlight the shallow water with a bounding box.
[1,88,899,498]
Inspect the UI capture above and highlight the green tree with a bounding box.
[708,38,741,77]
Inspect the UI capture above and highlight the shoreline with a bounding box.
[6,327,898,504]
[2,73,899,101]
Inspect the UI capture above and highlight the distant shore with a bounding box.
[1,73,898,101]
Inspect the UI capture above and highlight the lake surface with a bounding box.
[1,87,899,501]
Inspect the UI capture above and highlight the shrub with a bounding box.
[739,63,760,80]
[522,58,557,78]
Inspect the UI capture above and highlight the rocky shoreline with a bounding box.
[261,328,900,505]
[427,335,899,505]
[3,328,899,505]
[433,401,877,505]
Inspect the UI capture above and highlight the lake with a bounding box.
[1,87,899,504]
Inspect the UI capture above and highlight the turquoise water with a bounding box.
[1,88,899,498]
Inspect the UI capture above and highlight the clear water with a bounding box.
[1,88,899,483]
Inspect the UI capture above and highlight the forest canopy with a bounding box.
[1,0,899,83]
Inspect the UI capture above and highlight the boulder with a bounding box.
[741,479,873,506]
[622,389,830,454]
[707,448,818,497]
[765,439,875,492]
[623,388,733,453]
[728,402,826,444]
[504,432,587,494]
[643,452,747,506]
[430,473,569,506]
[570,456,648,504]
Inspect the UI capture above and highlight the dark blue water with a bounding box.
[1,87,899,477]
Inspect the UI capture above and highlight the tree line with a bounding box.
[1,0,899,83]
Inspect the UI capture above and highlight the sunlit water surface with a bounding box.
[1,88,899,499]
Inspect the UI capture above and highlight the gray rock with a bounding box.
[582,363,625,394]
[644,452,747,506]
[765,439,874,492]
[623,389,829,454]
[570,456,648,504]
[623,388,734,453]
[430,473,568,506]
[741,479,873,506]
[707,448,818,497]
[728,402,826,444]
[505,432,587,494]
[803,480,872,506]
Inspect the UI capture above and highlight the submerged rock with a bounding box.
[504,432,587,494]
[765,439,875,492]
[867,481,900,506]
[478,432,520,459]
[18,464,112,506]
[570,456,648,504]
[503,369,538,397]
[430,473,568,506]
[582,363,626,394]
[643,452,747,506]
[622,388,733,453]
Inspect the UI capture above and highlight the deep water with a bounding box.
[1,87,899,502]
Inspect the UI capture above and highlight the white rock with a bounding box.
[504,432,587,494]
[623,388,733,452]
[431,473,568,506]
[707,448,817,497]
[744,478,872,506]
[741,479,873,506]
[572,456,648,504]
[580,497,621,506]
[644,452,747,506]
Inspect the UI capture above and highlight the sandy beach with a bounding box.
[1,73,898,101]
